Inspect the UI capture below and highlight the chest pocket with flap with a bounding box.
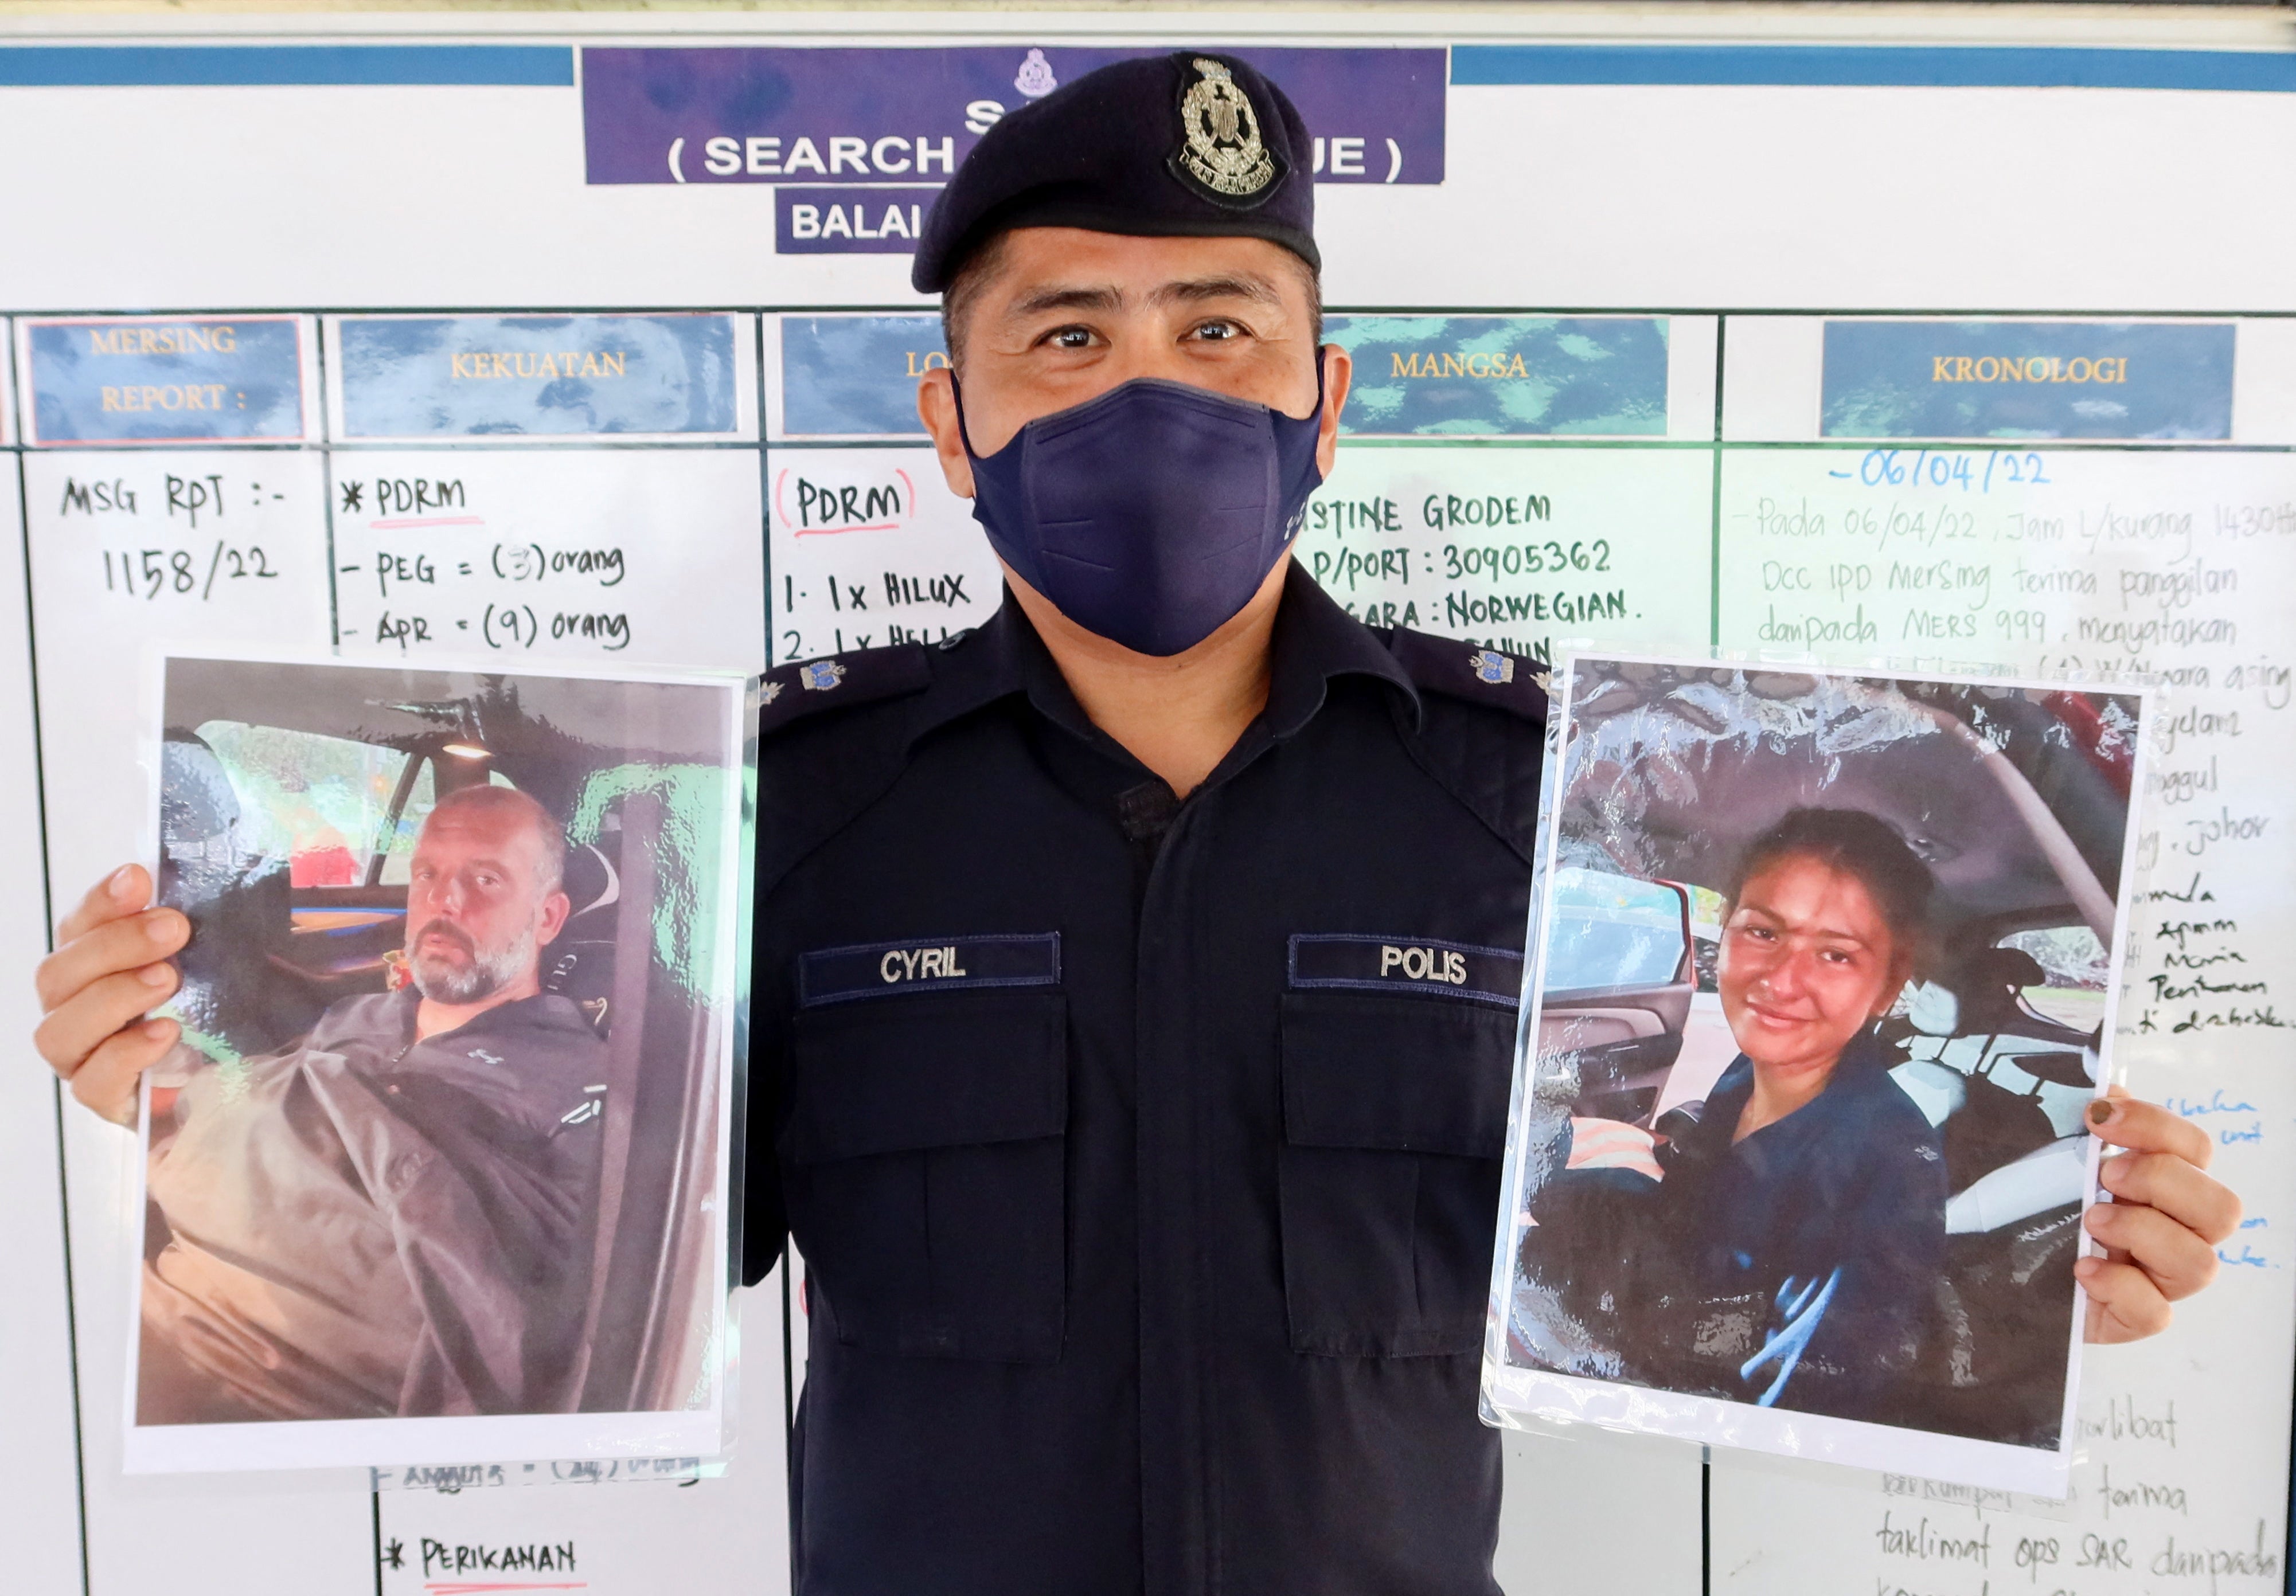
[1279,985,1516,1359]
[784,981,1068,1365]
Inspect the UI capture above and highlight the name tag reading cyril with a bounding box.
[799,933,1061,1007]
[1288,933,1524,1008]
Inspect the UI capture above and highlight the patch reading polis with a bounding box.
[1169,56,1283,208]
[1288,934,1525,1009]
[798,933,1061,1007]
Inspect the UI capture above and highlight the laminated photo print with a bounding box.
[126,655,752,1472]
[1482,656,2148,1495]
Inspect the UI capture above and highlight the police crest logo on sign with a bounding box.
[1170,57,1283,205]
[1014,49,1057,99]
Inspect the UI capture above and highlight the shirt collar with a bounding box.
[911,564,1420,750]
[903,587,1100,745]
[1701,1030,1898,1148]
[1261,561,1422,740]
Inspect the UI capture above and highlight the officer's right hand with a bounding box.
[34,865,186,1127]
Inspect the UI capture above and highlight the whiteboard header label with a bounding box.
[332,314,745,441]
[1328,315,1670,437]
[778,315,944,439]
[1821,320,2236,442]
[19,315,311,447]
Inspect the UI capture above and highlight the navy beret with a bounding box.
[911,51,1319,294]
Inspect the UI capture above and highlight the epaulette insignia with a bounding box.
[758,643,931,736]
[1386,628,1549,724]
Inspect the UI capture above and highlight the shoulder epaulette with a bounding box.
[1384,628,1550,725]
[1377,627,1549,866]
[758,643,932,736]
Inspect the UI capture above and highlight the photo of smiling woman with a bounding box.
[1492,659,2146,1488]
[1651,811,1942,1413]
[1512,809,1947,1426]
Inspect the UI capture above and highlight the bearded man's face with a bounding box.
[403,805,564,1006]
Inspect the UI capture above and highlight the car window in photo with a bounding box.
[373,758,438,885]
[1543,869,1690,993]
[194,721,409,886]
[1997,925,2109,1033]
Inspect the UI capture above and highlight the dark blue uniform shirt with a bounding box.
[1665,1033,1949,1419]
[745,566,1546,1595]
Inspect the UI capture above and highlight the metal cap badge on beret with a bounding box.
[911,51,1319,294]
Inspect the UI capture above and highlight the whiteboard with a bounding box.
[1,9,2291,1596]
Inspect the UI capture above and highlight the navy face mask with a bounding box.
[957,369,1326,657]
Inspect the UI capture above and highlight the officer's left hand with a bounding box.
[2078,1085,2242,1343]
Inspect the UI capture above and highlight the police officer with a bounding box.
[36,50,2242,1596]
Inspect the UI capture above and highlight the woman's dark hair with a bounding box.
[1727,807,1935,967]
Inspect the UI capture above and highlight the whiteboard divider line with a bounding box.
[5,303,2294,323]
[757,309,777,668]
[1700,1445,1712,1596]
[783,1242,798,1596]
[13,433,91,1596]
[1709,315,1727,650]
[1447,44,2296,95]
[0,44,575,90]
[1717,441,2296,456]
[316,320,341,654]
